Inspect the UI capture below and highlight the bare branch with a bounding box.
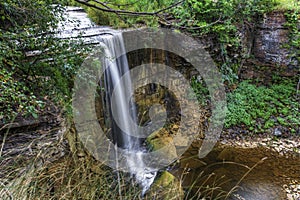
[158,15,222,30]
[101,0,139,7]
[154,0,183,15]
[74,0,183,16]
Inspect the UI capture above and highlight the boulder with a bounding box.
[146,128,178,163]
[146,171,184,199]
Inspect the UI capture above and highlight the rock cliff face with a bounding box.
[253,11,293,66]
[239,11,299,80]
[64,8,297,75]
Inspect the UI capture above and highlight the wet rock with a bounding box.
[273,127,282,137]
[146,171,184,199]
[146,129,178,162]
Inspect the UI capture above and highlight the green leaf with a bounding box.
[31,112,38,119]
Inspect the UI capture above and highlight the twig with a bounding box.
[0,123,17,132]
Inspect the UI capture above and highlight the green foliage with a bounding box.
[284,9,300,65]
[173,0,277,83]
[0,0,88,120]
[83,0,298,84]
[225,80,299,133]
[0,68,44,122]
[83,0,298,85]
[85,0,174,27]
[173,0,276,39]
[190,76,210,105]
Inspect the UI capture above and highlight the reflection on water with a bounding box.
[171,144,300,199]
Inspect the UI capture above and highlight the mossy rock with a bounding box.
[146,171,184,199]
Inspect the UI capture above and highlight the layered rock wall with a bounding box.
[253,11,296,66]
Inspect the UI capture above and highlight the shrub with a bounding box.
[0,0,88,120]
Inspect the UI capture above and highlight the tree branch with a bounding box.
[74,0,183,16]
[158,15,222,30]
[154,0,183,15]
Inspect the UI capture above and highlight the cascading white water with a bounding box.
[99,33,157,195]
[61,7,157,195]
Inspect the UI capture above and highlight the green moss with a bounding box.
[147,171,184,199]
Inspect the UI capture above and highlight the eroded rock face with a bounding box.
[253,11,295,66]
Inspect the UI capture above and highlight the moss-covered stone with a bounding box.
[146,171,184,199]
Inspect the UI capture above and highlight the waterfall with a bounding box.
[62,7,157,195]
[98,33,157,195]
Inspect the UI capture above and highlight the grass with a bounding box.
[0,130,144,199]
[0,153,258,200]
[0,124,261,200]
